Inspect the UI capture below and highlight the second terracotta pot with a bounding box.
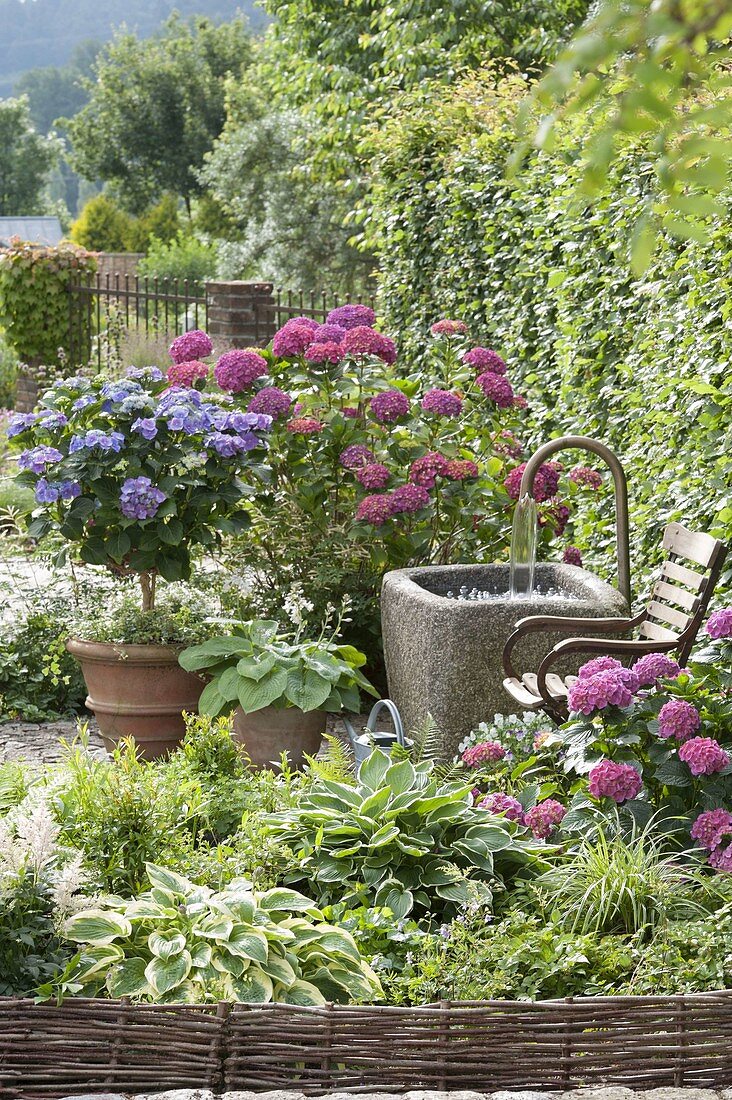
[232,705,326,769]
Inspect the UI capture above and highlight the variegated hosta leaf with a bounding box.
[107,957,150,998]
[144,950,192,995]
[145,864,198,898]
[65,909,132,945]
[281,979,327,1006]
[75,945,124,983]
[224,925,269,963]
[229,967,274,1003]
[258,887,322,915]
[148,930,186,960]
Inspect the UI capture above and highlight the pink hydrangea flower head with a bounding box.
[340,444,375,470]
[691,808,732,850]
[312,323,346,344]
[343,326,397,364]
[389,483,430,515]
[430,319,468,337]
[463,347,507,374]
[305,341,344,365]
[567,669,634,714]
[166,359,209,387]
[282,316,319,333]
[286,417,324,436]
[476,372,514,407]
[409,451,449,488]
[445,458,479,481]
[513,395,528,409]
[569,465,603,490]
[657,699,701,741]
[356,463,391,490]
[504,462,560,503]
[479,792,524,821]
[355,493,393,526]
[493,429,523,459]
[539,497,570,537]
[632,652,682,687]
[370,389,409,423]
[563,546,583,567]
[579,656,624,679]
[588,760,642,803]
[272,322,316,358]
[214,349,269,392]
[708,843,732,872]
[462,741,507,767]
[169,329,213,364]
[247,386,292,420]
[326,304,376,330]
[341,406,360,418]
[679,737,730,776]
[421,389,463,417]
[523,799,566,839]
[707,608,732,640]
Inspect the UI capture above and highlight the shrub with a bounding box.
[0,599,86,721]
[138,233,218,294]
[70,194,134,252]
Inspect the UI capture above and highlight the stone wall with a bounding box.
[95,252,144,281]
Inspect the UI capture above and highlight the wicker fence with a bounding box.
[3,994,732,1098]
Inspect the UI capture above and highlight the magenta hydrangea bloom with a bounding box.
[409,451,449,488]
[370,389,409,423]
[341,406,360,418]
[286,417,324,435]
[493,429,523,458]
[445,458,479,481]
[578,656,624,679]
[305,341,344,365]
[167,359,209,387]
[312,323,346,344]
[169,329,213,364]
[463,347,507,374]
[326,304,376,330]
[588,760,642,803]
[356,463,391,490]
[462,741,507,767]
[476,372,514,407]
[691,809,732,850]
[632,652,681,687]
[504,462,560,503]
[389,483,430,515]
[568,669,634,714]
[272,322,316,358]
[214,350,269,392]
[569,465,603,490]
[340,444,375,470]
[563,546,583,567]
[430,319,468,336]
[524,799,566,839]
[421,389,463,417]
[479,792,524,821]
[343,326,397,364]
[657,699,701,741]
[539,497,570,538]
[679,737,730,776]
[707,607,732,640]
[282,316,319,333]
[355,493,393,526]
[708,843,732,872]
[247,386,292,420]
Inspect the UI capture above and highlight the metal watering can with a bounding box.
[342,699,410,765]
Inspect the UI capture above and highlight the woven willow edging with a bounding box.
[2,992,732,1099]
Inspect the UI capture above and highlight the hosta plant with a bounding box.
[53,863,382,1005]
[264,749,544,920]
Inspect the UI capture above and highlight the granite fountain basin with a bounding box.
[381,562,629,756]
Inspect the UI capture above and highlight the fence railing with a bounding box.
[270,287,378,325]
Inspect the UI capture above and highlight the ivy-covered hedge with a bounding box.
[364,73,732,593]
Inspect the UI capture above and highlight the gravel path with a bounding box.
[0,717,107,766]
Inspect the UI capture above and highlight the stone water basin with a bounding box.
[381,562,628,755]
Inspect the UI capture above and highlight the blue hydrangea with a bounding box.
[119,476,166,520]
[37,411,68,430]
[72,395,97,413]
[131,417,159,440]
[6,413,37,438]
[125,366,164,382]
[69,430,125,453]
[119,394,155,415]
[205,431,259,457]
[17,446,64,474]
[35,478,81,504]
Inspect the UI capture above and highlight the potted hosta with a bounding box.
[9,357,271,757]
[179,619,377,767]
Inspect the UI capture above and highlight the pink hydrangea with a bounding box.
[355,494,393,526]
[504,462,560,503]
[272,322,316,358]
[445,458,479,481]
[166,359,209,387]
[326,304,376,330]
[588,760,642,803]
[305,341,344,365]
[169,329,213,364]
[340,444,375,470]
[691,809,732,850]
[343,326,397,364]
[462,741,507,767]
[563,546,583,567]
[678,737,730,776]
[370,389,409,423]
[479,792,524,821]
[389,483,430,515]
[421,389,463,417]
[430,319,468,336]
[312,323,346,343]
[214,350,269,392]
[708,843,732,872]
[523,799,566,839]
[247,386,292,420]
[657,699,701,741]
[286,417,324,435]
[569,466,603,490]
[567,669,634,714]
[540,497,570,537]
[356,463,391,490]
[341,406,360,418]
[707,608,732,640]
[476,372,515,407]
[463,347,507,374]
[409,452,449,488]
[632,653,681,687]
[493,429,523,459]
[578,656,624,678]
[282,316,319,333]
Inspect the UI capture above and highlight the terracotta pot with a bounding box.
[232,705,326,769]
[66,638,204,759]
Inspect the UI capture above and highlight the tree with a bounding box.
[0,96,59,215]
[15,40,100,135]
[69,193,133,251]
[66,15,253,216]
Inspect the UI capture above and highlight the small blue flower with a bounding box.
[37,411,68,430]
[6,413,37,438]
[131,417,158,441]
[18,446,64,474]
[72,395,96,413]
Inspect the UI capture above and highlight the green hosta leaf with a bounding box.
[261,953,298,988]
[435,880,472,905]
[258,888,321,915]
[463,824,513,851]
[358,749,390,791]
[145,864,195,897]
[107,957,151,998]
[145,951,192,995]
[385,759,416,795]
[236,652,277,682]
[65,909,132,945]
[237,668,288,714]
[230,967,274,1003]
[249,620,280,644]
[149,930,187,960]
[284,667,332,711]
[314,854,353,881]
[74,945,124,984]
[282,979,327,1006]
[225,926,269,964]
[198,680,228,717]
[216,665,243,703]
[195,916,234,940]
[420,862,463,886]
[368,823,400,848]
[189,942,212,969]
[179,637,252,671]
[374,880,414,918]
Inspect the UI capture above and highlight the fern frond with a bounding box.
[410,712,448,764]
[303,733,355,782]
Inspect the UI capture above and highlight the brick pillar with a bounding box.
[205,281,277,349]
[13,358,47,412]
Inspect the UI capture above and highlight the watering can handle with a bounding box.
[341,698,406,748]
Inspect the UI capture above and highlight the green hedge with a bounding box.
[366,74,732,595]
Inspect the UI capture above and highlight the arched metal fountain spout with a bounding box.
[519,435,632,608]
